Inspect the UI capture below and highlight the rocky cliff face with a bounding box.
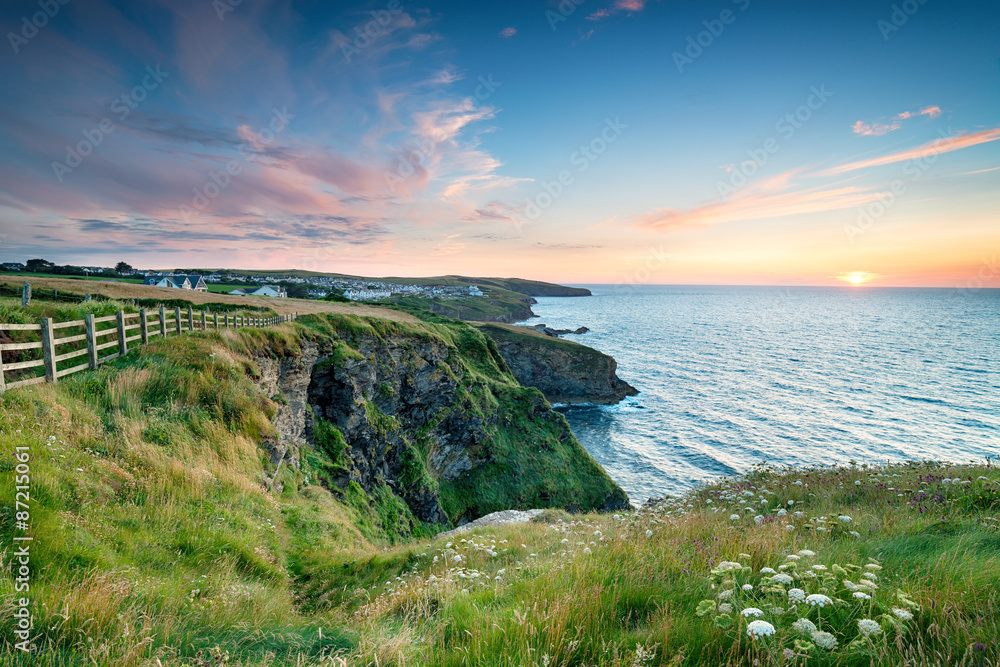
[256,314,630,531]
[477,324,638,405]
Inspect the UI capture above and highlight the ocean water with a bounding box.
[519,285,1000,504]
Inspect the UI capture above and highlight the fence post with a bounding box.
[159,306,167,338]
[40,318,57,384]
[116,311,128,357]
[0,333,6,393]
[214,312,219,330]
[201,311,206,331]
[187,306,194,332]
[175,307,182,335]
[22,282,31,307]
[84,314,98,369]
[140,308,149,345]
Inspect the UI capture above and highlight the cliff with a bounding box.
[257,312,629,530]
[476,323,639,405]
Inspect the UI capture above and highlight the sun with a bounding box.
[837,271,876,286]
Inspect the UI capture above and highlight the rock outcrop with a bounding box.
[477,323,638,405]
[257,313,630,530]
[531,324,590,337]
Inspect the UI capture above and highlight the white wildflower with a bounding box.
[857,618,882,636]
[742,584,754,591]
[811,630,838,650]
[797,549,816,557]
[645,529,653,538]
[741,607,765,617]
[838,515,852,523]
[805,594,833,608]
[729,514,740,521]
[746,620,776,638]
[718,603,733,614]
[787,588,806,602]
[853,592,871,600]
[772,573,793,585]
[891,607,913,620]
[792,618,817,635]
[760,567,776,574]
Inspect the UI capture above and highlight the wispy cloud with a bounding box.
[499,27,517,38]
[825,127,1000,175]
[852,105,943,136]
[588,0,649,21]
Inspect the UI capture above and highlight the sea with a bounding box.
[517,285,1000,504]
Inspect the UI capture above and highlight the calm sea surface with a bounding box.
[519,286,1000,504]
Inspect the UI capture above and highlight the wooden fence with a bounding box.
[0,306,297,393]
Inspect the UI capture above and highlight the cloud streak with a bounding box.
[825,127,1000,175]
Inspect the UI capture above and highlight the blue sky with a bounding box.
[0,0,998,285]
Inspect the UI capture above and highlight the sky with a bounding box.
[0,0,998,286]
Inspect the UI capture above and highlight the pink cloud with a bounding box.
[852,120,901,136]
[853,105,945,136]
[587,0,648,21]
[500,27,517,38]
[825,127,1000,175]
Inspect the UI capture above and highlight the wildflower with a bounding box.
[583,547,591,554]
[891,607,913,620]
[785,524,795,531]
[718,602,733,614]
[754,515,764,525]
[787,500,794,506]
[811,630,838,650]
[797,549,816,557]
[742,584,754,591]
[812,564,827,571]
[857,619,882,636]
[792,618,817,635]
[805,594,833,608]
[760,567,776,574]
[838,515,853,523]
[853,592,872,600]
[717,589,734,600]
[794,511,805,519]
[746,620,776,638]
[864,563,882,571]
[785,554,800,561]
[783,648,795,660]
[645,529,653,538]
[788,588,806,602]
[561,538,569,544]
[855,480,862,486]
[777,509,787,517]
[843,580,860,592]
[452,555,463,563]
[729,514,740,521]
[861,572,878,581]
[849,530,861,538]
[772,573,793,585]
[741,607,765,618]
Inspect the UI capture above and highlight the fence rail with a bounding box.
[0,306,298,393]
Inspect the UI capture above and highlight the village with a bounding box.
[0,261,487,302]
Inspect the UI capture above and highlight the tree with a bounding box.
[25,258,55,273]
[115,261,134,275]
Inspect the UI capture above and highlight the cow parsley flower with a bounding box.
[811,630,838,650]
[788,587,806,602]
[797,549,816,557]
[838,515,853,523]
[741,607,765,618]
[718,603,733,614]
[792,618,817,635]
[760,567,776,574]
[746,620,776,638]
[805,594,833,608]
[772,573,794,585]
[729,514,740,520]
[853,592,871,600]
[891,607,913,620]
[857,619,882,636]
[645,529,653,538]
[742,584,754,591]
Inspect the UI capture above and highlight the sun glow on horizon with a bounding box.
[838,271,877,286]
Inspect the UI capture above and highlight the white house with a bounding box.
[230,286,287,298]
[143,274,208,291]
[468,285,484,297]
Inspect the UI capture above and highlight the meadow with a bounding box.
[0,309,996,666]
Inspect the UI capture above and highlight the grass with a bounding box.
[0,308,996,665]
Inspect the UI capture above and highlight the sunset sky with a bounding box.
[1,0,998,286]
